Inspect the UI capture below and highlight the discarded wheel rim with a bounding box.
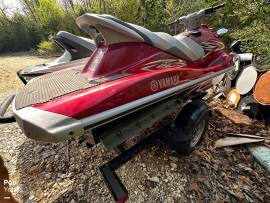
[226,88,241,108]
[237,95,259,118]
[254,71,270,105]
[236,65,258,95]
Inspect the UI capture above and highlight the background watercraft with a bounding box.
[17,31,96,84]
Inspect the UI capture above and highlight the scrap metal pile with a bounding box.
[225,40,270,123]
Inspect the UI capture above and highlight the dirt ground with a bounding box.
[0,53,270,203]
[0,52,54,96]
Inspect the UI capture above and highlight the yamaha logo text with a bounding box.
[151,75,180,91]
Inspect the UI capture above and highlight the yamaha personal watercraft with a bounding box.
[17,31,96,84]
[10,4,234,202]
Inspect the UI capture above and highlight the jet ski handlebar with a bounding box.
[168,3,225,31]
[204,3,225,14]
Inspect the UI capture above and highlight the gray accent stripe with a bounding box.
[100,15,153,45]
[166,47,188,59]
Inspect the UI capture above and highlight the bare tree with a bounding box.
[65,0,75,12]
[0,1,10,23]
[19,0,38,21]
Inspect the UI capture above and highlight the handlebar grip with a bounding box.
[213,3,225,10]
[205,3,225,14]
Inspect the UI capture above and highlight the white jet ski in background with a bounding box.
[17,31,96,84]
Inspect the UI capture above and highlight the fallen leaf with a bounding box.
[188,182,199,192]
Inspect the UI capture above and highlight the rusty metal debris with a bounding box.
[254,71,270,105]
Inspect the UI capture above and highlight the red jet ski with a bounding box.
[12,4,233,202]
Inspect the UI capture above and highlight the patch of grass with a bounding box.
[37,35,60,56]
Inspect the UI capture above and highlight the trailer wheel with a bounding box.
[161,100,209,155]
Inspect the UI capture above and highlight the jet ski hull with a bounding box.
[13,59,233,143]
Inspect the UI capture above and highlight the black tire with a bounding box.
[161,100,209,155]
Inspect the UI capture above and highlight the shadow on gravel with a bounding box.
[16,139,116,202]
[15,136,189,202]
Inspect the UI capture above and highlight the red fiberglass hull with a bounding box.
[34,37,232,121]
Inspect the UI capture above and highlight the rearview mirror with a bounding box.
[217,28,228,36]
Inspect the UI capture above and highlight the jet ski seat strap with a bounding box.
[76,14,205,61]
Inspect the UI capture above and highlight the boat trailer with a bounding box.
[99,125,166,202]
